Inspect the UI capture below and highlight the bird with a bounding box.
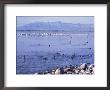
[55,68,61,75]
[79,63,88,71]
[51,70,55,75]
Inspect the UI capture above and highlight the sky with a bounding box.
[16,16,94,27]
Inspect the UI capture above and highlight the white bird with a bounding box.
[34,73,38,75]
[88,64,94,69]
[79,63,87,70]
[74,69,80,74]
[55,68,61,75]
[88,64,95,74]
[80,69,85,74]
[51,70,55,75]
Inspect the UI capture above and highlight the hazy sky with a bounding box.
[17,16,94,27]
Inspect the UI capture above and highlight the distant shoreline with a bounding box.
[17,30,94,32]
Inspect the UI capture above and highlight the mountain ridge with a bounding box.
[17,21,94,32]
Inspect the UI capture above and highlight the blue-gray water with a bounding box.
[16,31,94,74]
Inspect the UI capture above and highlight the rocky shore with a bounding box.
[34,63,94,75]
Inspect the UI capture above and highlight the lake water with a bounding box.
[16,31,94,74]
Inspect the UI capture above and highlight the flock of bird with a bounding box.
[34,63,94,75]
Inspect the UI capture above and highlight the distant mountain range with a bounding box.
[17,21,94,32]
